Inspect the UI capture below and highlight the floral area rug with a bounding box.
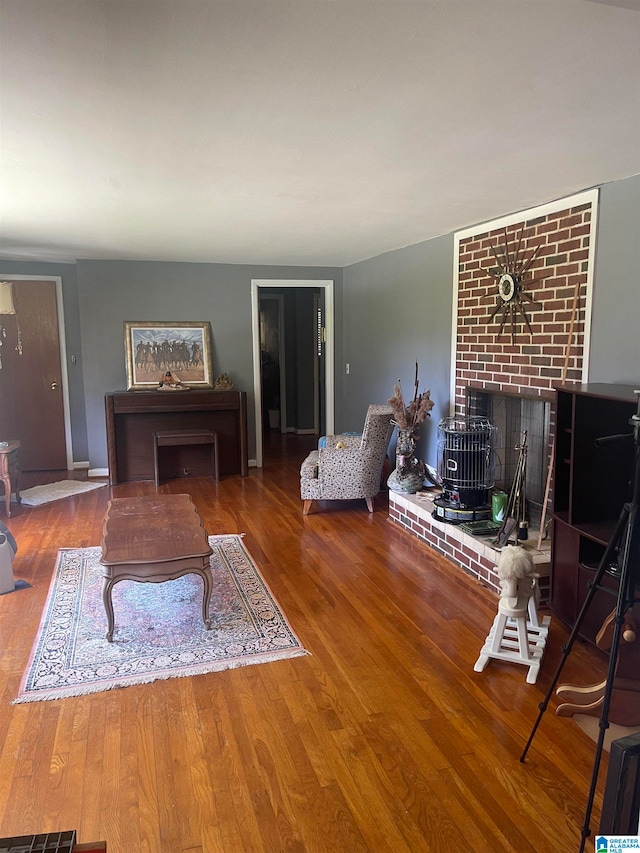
[15,535,308,702]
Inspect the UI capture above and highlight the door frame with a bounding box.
[0,274,73,469]
[251,279,334,468]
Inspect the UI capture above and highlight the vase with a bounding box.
[387,429,424,494]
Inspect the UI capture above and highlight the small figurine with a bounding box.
[214,372,233,390]
[158,370,189,390]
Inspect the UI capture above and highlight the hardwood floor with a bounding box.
[0,433,614,851]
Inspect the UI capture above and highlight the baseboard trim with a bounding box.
[88,467,109,478]
[72,461,90,470]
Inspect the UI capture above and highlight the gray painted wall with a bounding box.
[589,174,640,384]
[76,260,343,469]
[342,233,455,470]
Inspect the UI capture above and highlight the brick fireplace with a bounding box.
[389,190,599,597]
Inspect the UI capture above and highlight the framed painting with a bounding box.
[124,321,213,390]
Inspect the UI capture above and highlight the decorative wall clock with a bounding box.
[485,225,548,343]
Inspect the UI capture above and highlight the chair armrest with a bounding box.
[300,450,319,480]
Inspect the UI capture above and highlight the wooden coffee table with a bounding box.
[100,494,213,642]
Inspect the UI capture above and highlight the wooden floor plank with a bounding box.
[0,432,620,851]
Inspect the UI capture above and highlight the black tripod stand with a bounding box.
[520,390,640,853]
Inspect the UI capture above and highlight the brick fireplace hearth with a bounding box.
[389,190,598,595]
[389,490,551,600]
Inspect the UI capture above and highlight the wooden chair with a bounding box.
[556,606,640,727]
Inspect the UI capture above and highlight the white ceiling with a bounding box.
[1,0,639,268]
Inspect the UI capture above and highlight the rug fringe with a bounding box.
[13,648,310,704]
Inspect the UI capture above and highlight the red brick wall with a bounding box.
[454,200,593,414]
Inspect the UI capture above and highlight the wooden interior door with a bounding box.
[0,279,67,470]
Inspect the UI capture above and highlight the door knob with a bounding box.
[51,382,58,390]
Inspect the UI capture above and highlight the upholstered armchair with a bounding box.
[300,404,394,515]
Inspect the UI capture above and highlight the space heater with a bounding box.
[433,416,498,524]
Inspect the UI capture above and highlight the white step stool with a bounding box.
[474,578,550,684]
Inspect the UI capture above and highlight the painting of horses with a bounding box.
[124,321,213,390]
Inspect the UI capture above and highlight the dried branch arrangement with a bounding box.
[387,362,435,435]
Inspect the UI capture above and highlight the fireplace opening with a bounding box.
[466,388,551,529]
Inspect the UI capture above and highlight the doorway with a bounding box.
[0,276,72,470]
[251,279,334,468]
[258,294,286,433]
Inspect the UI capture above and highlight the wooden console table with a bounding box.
[105,389,248,485]
[100,494,213,642]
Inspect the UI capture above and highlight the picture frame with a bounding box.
[124,321,213,390]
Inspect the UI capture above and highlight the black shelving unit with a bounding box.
[550,383,638,644]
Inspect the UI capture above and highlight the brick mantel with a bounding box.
[452,190,598,414]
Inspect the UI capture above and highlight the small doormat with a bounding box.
[12,480,106,506]
[15,535,308,702]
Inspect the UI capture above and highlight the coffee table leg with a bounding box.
[102,576,116,642]
[202,568,212,630]
[12,457,20,505]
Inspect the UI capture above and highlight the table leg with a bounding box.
[201,567,212,629]
[153,434,160,487]
[102,576,116,641]
[211,435,219,481]
[1,475,10,518]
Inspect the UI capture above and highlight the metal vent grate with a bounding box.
[0,832,76,853]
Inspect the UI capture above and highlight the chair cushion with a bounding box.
[318,432,361,449]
